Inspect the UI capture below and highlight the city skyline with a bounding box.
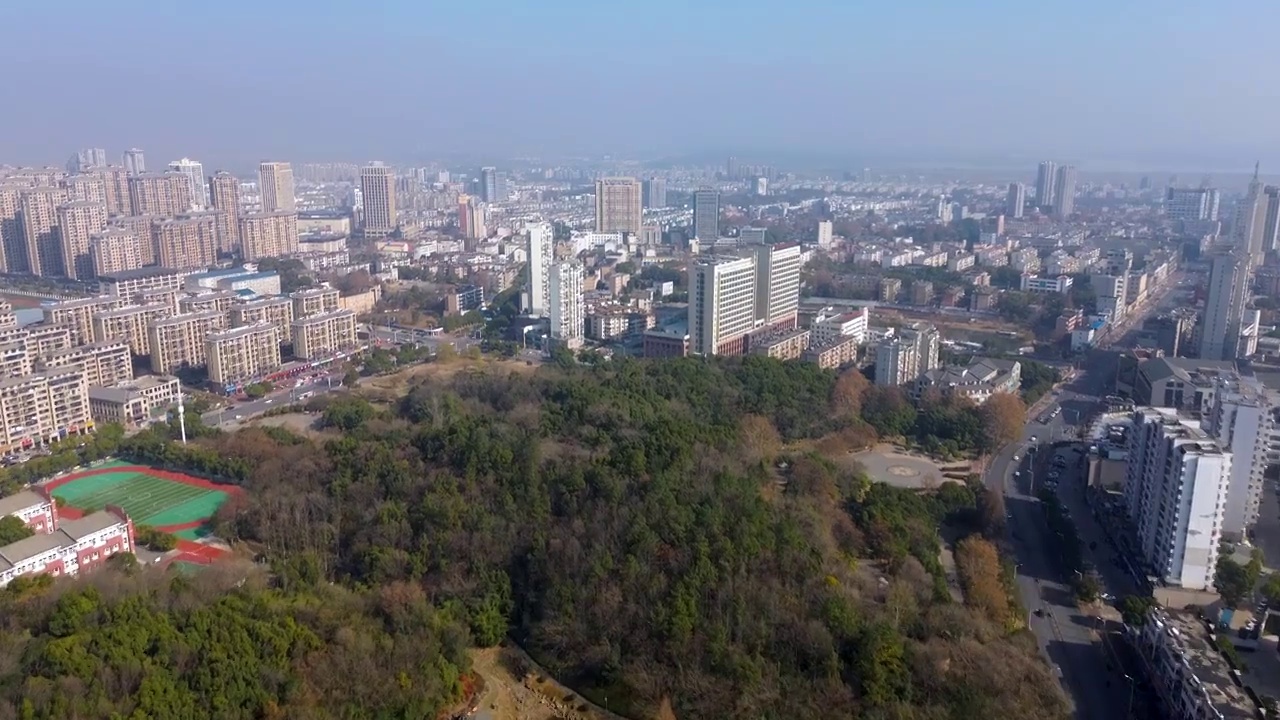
[2,1,1279,170]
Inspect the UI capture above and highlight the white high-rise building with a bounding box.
[1052,165,1077,219]
[525,222,553,317]
[123,148,146,176]
[258,161,296,213]
[1124,408,1232,590]
[548,261,584,350]
[167,158,207,211]
[1166,187,1220,221]
[1236,165,1269,265]
[874,338,917,387]
[1035,161,1057,209]
[816,220,833,249]
[688,255,756,356]
[1006,182,1025,219]
[1204,376,1278,541]
[753,242,801,329]
[1199,251,1248,361]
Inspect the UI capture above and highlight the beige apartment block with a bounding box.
[56,201,108,280]
[230,296,294,343]
[594,177,643,234]
[154,215,217,270]
[0,183,25,273]
[337,286,382,315]
[206,323,282,385]
[20,187,67,276]
[290,286,340,319]
[95,166,131,215]
[135,288,179,314]
[106,214,159,266]
[92,304,172,356]
[127,172,190,217]
[239,211,298,261]
[63,174,106,205]
[178,291,238,318]
[258,161,296,213]
[89,228,143,277]
[0,368,92,454]
[39,340,132,388]
[88,375,180,428]
[208,171,241,254]
[24,323,74,356]
[147,310,224,374]
[98,266,185,298]
[291,309,357,361]
[41,295,124,346]
[0,324,34,379]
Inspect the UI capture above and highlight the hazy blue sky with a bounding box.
[2,0,1277,172]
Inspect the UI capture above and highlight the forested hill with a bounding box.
[0,355,1067,720]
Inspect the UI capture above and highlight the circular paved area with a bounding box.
[852,447,949,488]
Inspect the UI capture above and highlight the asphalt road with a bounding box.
[201,372,344,428]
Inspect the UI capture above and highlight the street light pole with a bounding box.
[1124,673,1135,718]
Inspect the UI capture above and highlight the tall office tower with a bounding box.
[0,185,27,273]
[208,171,242,254]
[1052,165,1077,219]
[167,158,207,210]
[89,228,143,277]
[1204,377,1276,541]
[56,201,108,280]
[1262,186,1280,254]
[20,187,68,276]
[457,195,484,241]
[753,242,801,330]
[1035,161,1057,209]
[1165,187,1221,221]
[1199,251,1248,361]
[1235,163,1268,265]
[480,167,498,203]
[693,189,720,240]
[63,174,107,205]
[817,220,834,249]
[874,338,918,386]
[526,222,553,317]
[258,161,296,213]
[1124,407,1232,590]
[726,156,739,179]
[239,211,299,261]
[548,261,585,351]
[128,172,192,217]
[359,162,397,237]
[688,254,756,356]
[153,215,217,269]
[594,177,643,234]
[123,148,146,176]
[642,178,667,208]
[1005,182,1026,218]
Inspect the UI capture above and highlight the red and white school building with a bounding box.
[0,488,135,586]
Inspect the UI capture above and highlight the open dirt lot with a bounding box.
[251,412,328,438]
[360,357,539,398]
[467,646,631,720]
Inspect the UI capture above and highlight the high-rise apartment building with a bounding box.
[106,215,159,266]
[97,267,184,298]
[359,163,397,237]
[1203,377,1279,541]
[904,322,942,376]
[594,177,643,234]
[1235,164,1268,265]
[1199,251,1248,361]
[1124,407,1232,590]
[153,215,217,270]
[55,201,108,280]
[1166,187,1221,222]
[96,166,131,215]
[258,161,296,213]
[875,338,918,387]
[230,296,294,343]
[291,309,357,360]
[689,255,756,356]
[39,340,132,389]
[1035,161,1057,209]
[753,243,801,330]
[290,287,340,319]
[63,173,107,206]
[208,171,241,254]
[147,310,224,373]
[206,324,282,386]
[1262,186,1280,255]
[0,369,91,454]
[526,222,553,317]
[93,303,172,356]
[548,261,585,351]
[693,189,720,241]
[0,183,28,273]
[122,149,146,176]
[72,148,107,171]
[1052,165,1077,219]
[239,212,298,261]
[817,220,834,249]
[642,178,667,209]
[457,195,484,242]
[128,172,191,217]
[167,158,206,210]
[480,167,499,203]
[21,187,67,276]
[1006,182,1025,219]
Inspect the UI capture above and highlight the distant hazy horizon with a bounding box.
[3,0,1277,174]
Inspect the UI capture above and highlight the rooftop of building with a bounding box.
[0,489,48,517]
[235,295,293,308]
[290,286,338,298]
[217,272,279,282]
[1150,610,1255,719]
[42,295,120,310]
[150,309,225,327]
[99,266,182,281]
[96,303,169,319]
[207,323,277,340]
[1138,356,1238,385]
[188,266,259,280]
[292,308,355,324]
[0,509,128,572]
[88,376,179,404]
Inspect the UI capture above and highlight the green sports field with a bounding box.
[48,464,229,536]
